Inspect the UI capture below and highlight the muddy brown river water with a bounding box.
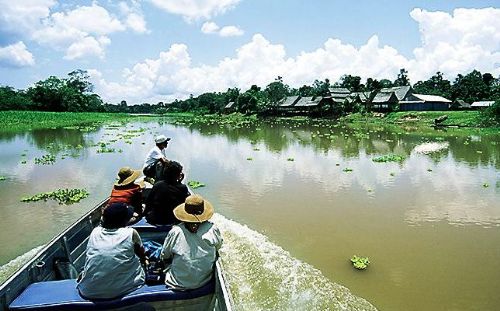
[0,117,499,310]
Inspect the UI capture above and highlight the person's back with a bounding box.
[161,221,222,290]
[77,203,146,299]
[160,195,222,290]
[145,161,189,225]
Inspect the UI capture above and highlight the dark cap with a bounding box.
[102,203,133,229]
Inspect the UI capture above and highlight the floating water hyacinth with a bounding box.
[287,157,295,161]
[21,188,89,205]
[343,168,353,172]
[34,154,56,165]
[0,176,6,181]
[483,183,489,188]
[351,255,370,270]
[372,154,405,163]
[247,157,253,161]
[187,181,206,189]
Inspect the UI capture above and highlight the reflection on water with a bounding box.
[0,117,499,310]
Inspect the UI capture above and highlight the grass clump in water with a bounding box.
[21,188,89,205]
[372,154,405,163]
[187,180,206,189]
[34,154,56,165]
[0,176,6,181]
[351,255,370,270]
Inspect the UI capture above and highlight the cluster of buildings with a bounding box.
[269,86,493,115]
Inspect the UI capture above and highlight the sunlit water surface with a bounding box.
[0,118,499,310]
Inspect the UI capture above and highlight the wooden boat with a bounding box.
[0,199,234,311]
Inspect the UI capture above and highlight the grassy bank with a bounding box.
[0,111,131,132]
[341,111,488,128]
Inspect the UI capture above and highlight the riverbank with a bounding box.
[0,111,131,132]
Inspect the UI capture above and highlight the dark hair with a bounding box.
[162,160,183,184]
[102,203,133,229]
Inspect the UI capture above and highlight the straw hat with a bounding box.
[174,194,214,223]
[115,167,141,186]
[155,135,171,144]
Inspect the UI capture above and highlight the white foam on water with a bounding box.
[0,245,44,285]
[212,214,377,311]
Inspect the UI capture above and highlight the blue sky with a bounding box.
[0,0,499,104]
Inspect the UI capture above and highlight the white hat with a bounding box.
[155,135,170,144]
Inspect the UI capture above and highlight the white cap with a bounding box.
[155,135,170,144]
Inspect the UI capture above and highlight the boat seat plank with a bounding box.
[9,279,215,311]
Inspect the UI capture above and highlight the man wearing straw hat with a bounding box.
[107,167,143,224]
[143,134,171,181]
[160,194,223,290]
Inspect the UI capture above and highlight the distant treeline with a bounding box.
[1,68,499,119]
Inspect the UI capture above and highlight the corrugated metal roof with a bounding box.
[471,101,495,107]
[224,101,235,109]
[372,91,397,103]
[380,86,412,101]
[279,96,300,107]
[412,94,451,103]
[294,96,315,107]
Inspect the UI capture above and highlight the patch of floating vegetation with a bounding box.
[287,157,295,161]
[343,168,353,172]
[187,180,206,189]
[21,188,89,205]
[0,176,6,181]
[246,157,253,161]
[351,255,370,270]
[34,154,56,165]
[372,154,406,163]
[483,183,489,188]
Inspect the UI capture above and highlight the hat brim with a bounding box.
[155,138,171,144]
[114,169,141,186]
[173,199,214,223]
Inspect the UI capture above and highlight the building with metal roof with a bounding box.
[399,93,451,111]
[471,101,495,109]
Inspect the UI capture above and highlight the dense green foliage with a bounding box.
[372,154,406,163]
[351,255,370,270]
[0,68,498,126]
[187,180,206,189]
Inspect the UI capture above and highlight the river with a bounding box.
[0,116,499,310]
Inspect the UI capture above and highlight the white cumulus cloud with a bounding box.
[0,0,56,35]
[0,42,35,67]
[89,7,500,104]
[201,21,243,37]
[150,0,241,21]
[408,7,500,81]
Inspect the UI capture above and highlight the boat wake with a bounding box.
[0,245,44,285]
[212,214,377,311]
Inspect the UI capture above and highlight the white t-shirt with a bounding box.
[161,222,222,290]
[143,146,167,169]
[77,227,145,299]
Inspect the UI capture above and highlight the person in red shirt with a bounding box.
[107,167,144,224]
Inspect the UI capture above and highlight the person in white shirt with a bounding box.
[77,203,147,299]
[160,194,223,290]
[143,134,170,180]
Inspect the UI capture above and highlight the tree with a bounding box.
[365,78,382,91]
[0,86,34,110]
[379,79,394,88]
[339,75,363,92]
[394,68,410,86]
[413,71,451,98]
[451,70,490,102]
[265,76,289,105]
[312,79,330,97]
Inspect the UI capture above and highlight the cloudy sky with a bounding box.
[0,0,499,104]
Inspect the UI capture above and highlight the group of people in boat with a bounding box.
[77,134,223,300]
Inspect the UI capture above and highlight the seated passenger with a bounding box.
[107,167,143,224]
[144,161,190,225]
[143,135,170,181]
[160,194,223,290]
[77,203,147,299]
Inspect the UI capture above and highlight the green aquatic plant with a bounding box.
[350,255,370,270]
[287,157,295,161]
[34,154,56,165]
[372,154,406,163]
[21,188,89,205]
[187,180,206,189]
[343,168,353,172]
[483,183,489,188]
[247,157,253,161]
[97,147,116,153]
[0,176,6,181]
